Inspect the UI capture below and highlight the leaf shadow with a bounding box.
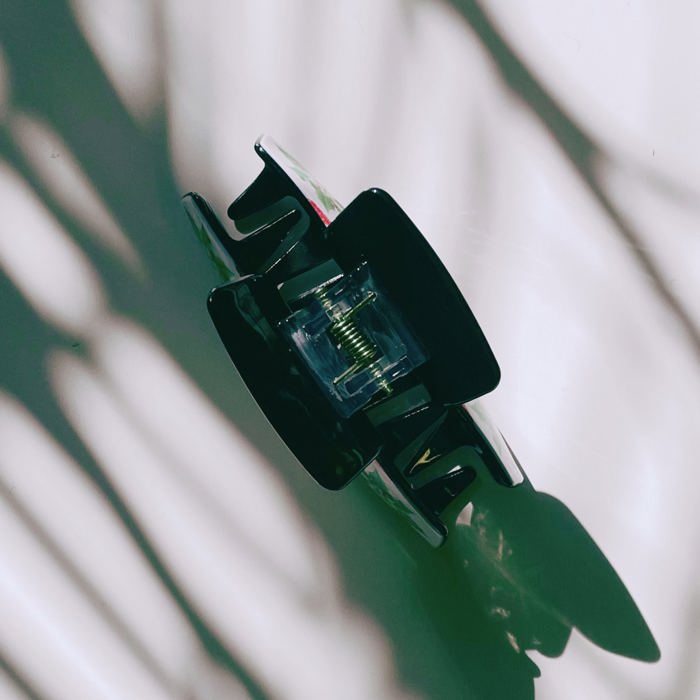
[0,1,661,699]
[447,0,700,361]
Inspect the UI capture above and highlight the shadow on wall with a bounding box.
[369,470,659,693]
[448,0,700,362]
[334,455,659,699]
[0,1,658,699]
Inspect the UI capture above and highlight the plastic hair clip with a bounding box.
[183,135,525,546]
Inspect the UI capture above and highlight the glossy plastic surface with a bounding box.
[208,274,381,490]
[187,136,517,541]
[326,189,501,404]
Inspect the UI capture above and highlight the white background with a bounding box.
[1,1,699,698]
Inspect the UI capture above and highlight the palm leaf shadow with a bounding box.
[448,0,700,361]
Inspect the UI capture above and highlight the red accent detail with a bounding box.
[309,200,331,227]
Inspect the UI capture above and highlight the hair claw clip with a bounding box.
[183,135,525,546]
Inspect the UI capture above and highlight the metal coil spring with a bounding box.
[316,288,391,394]
[329,313,378,368]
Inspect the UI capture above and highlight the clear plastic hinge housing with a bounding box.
[279,264,427,417]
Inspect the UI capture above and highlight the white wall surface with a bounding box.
[1,1,698,698]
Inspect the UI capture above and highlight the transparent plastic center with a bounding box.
[279,264,427,417]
